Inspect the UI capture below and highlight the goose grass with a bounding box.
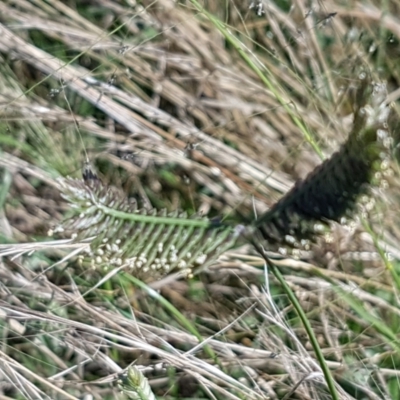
[255,74,393,247]
[57,74,395,282]
[50,72,392,399]
[52,72,395,400]
[57,164,241,281]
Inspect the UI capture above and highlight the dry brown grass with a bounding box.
[1,0,400,399]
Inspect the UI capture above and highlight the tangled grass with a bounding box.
[1,0,400,399]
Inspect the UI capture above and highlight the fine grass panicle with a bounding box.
[56,164,240,281]
[254,73,393,248]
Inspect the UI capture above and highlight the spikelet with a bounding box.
[117,367,156,400]
[56,165,240,281]
[253,73,392,247]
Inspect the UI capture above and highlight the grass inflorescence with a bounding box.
[1,0,400,399]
